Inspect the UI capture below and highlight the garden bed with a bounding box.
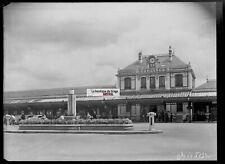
[19,124,133,131]
[18,118,133,131]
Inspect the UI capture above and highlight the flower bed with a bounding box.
[19,118,132,124]
[18,118,133,131]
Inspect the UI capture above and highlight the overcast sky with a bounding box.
[4,2,216,91]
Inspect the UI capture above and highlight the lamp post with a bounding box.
[101,98,106,118]
[125,97,131,120]
[187,95,192,122]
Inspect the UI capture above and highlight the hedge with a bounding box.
[19,118,132,125]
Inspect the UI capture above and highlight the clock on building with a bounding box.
[149,57,155,64]
[148,56,156,68]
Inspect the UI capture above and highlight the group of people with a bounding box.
[86,111,97,119]
[141,111,176,123]
[157,111,175,122]
[3,112,30,125]
[3,114,16,125]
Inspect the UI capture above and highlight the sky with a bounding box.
[4,2,216,91]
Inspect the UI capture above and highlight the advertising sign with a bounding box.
[87,89,120,97]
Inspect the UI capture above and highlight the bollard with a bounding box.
[147,112,156,131]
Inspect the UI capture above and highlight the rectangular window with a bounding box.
[175,74,183,87]
[177,103,183,112]
[150,77,156,89]
[126,104,131,112]
[141,77,146,88]
[159,76,165,88]
[124,78,131,89]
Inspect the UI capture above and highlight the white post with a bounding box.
[5,114,11,126]
[147,112,156,131]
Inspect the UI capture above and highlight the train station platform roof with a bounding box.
[4,90,216,105]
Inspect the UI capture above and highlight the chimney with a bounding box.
[169,46,172,61]
[138,51,142,63]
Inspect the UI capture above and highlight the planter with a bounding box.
[19,124,134,131]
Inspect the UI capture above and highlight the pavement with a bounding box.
[4,123,217,161]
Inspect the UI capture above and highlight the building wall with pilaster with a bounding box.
[188,72,193,89]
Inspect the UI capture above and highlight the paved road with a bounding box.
[4,123,217,161]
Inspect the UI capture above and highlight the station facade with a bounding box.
[3,46,217,122]
[116,46,196,122]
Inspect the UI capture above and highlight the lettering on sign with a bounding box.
[139,68,166,73]
[87,89,120,97]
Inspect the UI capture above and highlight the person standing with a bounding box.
[10,115,16,125]
[165,112,168,123]
[93,111,97,119]
[87,112,93,119]
[170,112,173,123]
[21,112,25,120]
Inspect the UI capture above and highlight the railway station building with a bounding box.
[3,46,217,122]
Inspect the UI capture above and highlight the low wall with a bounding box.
[19,124,134,131]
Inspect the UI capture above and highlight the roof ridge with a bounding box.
[142,53,169,57]
[4,84,116,93]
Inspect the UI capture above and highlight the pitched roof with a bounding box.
[194,79,216,92]
[119,53,189,73]
[4,85,116,99]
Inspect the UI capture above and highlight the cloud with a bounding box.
[3,3,216,91]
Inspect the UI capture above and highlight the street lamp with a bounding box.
[125,97,131,120]
[187,95,192,122]
[101,98,107,118]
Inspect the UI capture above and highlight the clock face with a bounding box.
[149,57,155,64]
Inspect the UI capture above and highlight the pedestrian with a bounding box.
[165,112,168,123]
[158,112,161,122]
[87,112,93,119]
[21,113,25,120]
[170,113,173,123]
[93,111,97,119]
[10,115,16,125]
[3,115,7,125]
[162,111,165,122]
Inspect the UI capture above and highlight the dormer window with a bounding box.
[124,77,131,90]
[175,74,183,87]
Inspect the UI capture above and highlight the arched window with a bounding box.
[124,77,131,89]
[150,77,156,89]
[175,74,183,87]
[141,77,146,88]
[159,76,165,88]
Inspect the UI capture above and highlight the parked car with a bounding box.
[26,115,33,120]
[27,115,47,120]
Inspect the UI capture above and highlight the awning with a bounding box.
[4,91,216,104]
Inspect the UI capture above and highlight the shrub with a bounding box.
[19,118,133,125]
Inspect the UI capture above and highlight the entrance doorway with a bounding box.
[193,102,212,121]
